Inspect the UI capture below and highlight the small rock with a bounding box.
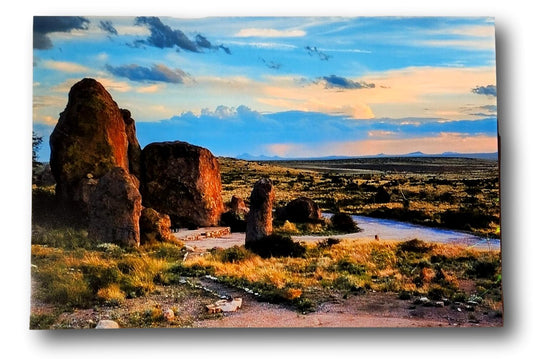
[465,305,475,312]
[95,320,120,329]
[435,301,445,308]
[163,309,175,322]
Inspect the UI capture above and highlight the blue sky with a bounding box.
[33,16,497,160]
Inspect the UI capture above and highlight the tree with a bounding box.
[32,131,43,166]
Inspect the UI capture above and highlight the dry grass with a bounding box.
[181,239,501,308]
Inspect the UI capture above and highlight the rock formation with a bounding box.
[49,78,140,211]
[221,195,249,232]
[140,141,224,228]
[140,207,173,244]
[230,195,249,216]
[280,196,322,223]
[121,109,142,179]
[88,167,142,246]
[245,178,275,244]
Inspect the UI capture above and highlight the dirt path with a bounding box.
[190,277,501,328]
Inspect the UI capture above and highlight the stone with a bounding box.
[281,196,321,223]
[230,195,249,215]
[140,207,173,244]
[95,320,120,329]
[221,195,249,232]
[140,141,224,228]
[163,308,175,322]
[245,178,274,244]
[88,167,142,247]
[49,78,140,211]
[206,298,242,313]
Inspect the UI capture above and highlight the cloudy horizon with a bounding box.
[33,16,497,161]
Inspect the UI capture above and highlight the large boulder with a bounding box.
[88,167,142,246]
[140,207,173,244]
[49,78,140,211]
[280,196,322,223]
[245,178,275,244]
[140,141,224,228]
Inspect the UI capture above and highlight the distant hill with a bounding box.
[236,151,498,161]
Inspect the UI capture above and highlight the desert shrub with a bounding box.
[220,211,247,232]
[440,209,498,231]
[217,246,253,263]
[427,285,448,300]
[317,237,341,248]
[397,239,434,254]
[336,257,366,275]
[330,213,359,232]
[245,234,306,258]
[374,186,391,203]
[168,262,215,277]
[332,275,362,292]
[468,259,498,278]
[30,313,59,330]
[79,263,121,294]
[32,226,94,250]
[97,284,126,305]
[36,269,93,307]
[146,242,185,261]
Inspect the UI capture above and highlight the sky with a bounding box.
[32,16,497,160]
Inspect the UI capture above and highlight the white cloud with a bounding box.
[235,28,306,38]
[42,60,91,73]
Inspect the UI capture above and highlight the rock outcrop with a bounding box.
[49,78,140,211]
[88,167,142,246]
[230,195,249,216]
[140,207,173,244]
[140,141,224,228]
[279,196,322,223]
[121,109,142,179]
[221,195,249,232]
[245,178,274,244]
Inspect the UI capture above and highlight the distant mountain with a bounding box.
[235,151,498,161]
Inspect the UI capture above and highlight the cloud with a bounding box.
[264,133,498,158]
[99,20,118,36]
[132,16,229,55]
[305,46,331,61]
[33,16,90,49]
[196,34,231,54]
[41,60,90,73]
[260,58,282,70]
[133,16,199,52]
[235,28,306,38]
[200,105,261,119]
[106,64,190,84]
[472,84,497,97]
[320,75,375,90]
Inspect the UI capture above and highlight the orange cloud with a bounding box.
[264,133,497,158]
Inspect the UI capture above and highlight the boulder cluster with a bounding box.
[49,78,326,248]
[49,78,224,246]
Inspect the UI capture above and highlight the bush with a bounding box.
[330,213,359,232]
[336,257,366,275]
[245,234,306,258]
[217,246,253,263]
[468,259,498,278]
[374,186,391,203]
[397,239,434,253]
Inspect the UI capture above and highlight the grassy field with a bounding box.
[30,156,502,328]
[219,156,500,238]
